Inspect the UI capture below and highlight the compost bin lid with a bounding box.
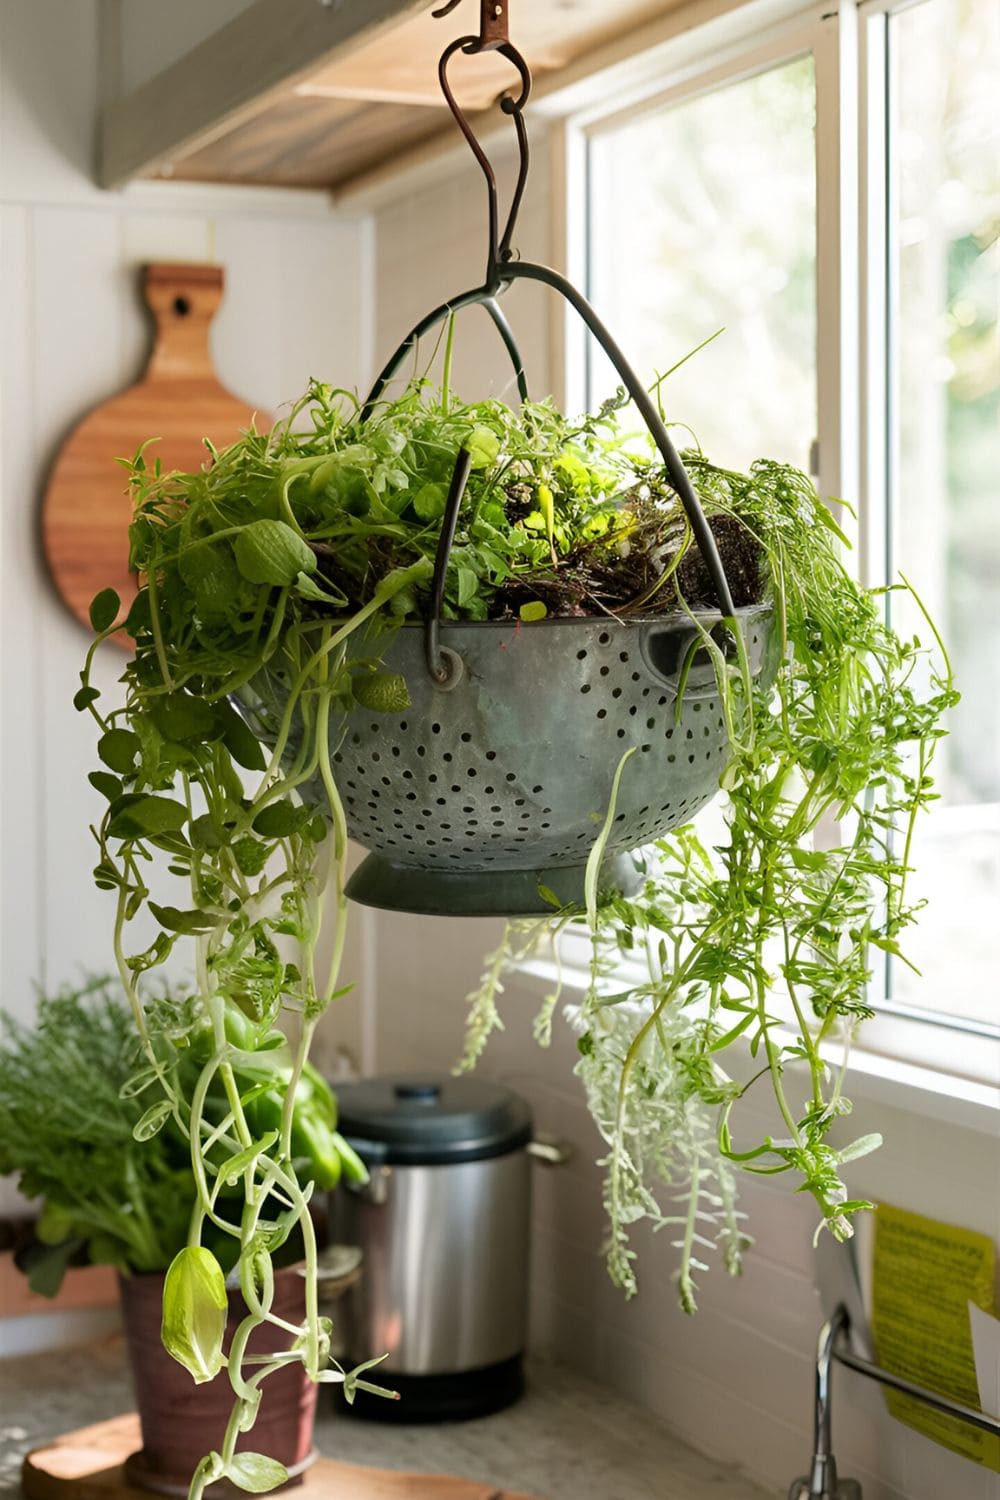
[334,1074,533,1165]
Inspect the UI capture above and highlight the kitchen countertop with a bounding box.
[0,1339,775,1500]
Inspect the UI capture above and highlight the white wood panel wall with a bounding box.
[0,2,373,1060]
[367,143,1000,1500]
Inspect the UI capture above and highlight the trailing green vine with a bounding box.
[460,458,956,1310]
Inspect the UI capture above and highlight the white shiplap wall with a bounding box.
[0,1,373,1042]
[367,141,1000,1500]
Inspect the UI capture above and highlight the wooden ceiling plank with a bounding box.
[98,0,428,190]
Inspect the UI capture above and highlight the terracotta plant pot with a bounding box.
[118,1268,318,1496]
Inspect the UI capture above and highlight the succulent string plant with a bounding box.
[74,368,953,1491]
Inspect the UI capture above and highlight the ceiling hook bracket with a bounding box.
[432,0,510,52]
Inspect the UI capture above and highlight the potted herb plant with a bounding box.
[0,978,361,1492]
[71,368,952,1494]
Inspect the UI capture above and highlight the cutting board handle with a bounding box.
[142,262,224,383]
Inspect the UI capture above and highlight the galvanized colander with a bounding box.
[238,605,774,916]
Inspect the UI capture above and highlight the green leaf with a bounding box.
[133,1099,172,1141]
[836,1133,882,1165]
[293,571,347,606]
[252,801,313,838]
[108,795,188,839]
[149,902,218,935]
[225,1454,290,1494]
[412,482,447,521]
[151,693,218,744]
[88,771,123,801]
[234,521,317,587]
[519,600,547,623]
[214,703,267,772]
[454,565,478,608]
[178,544,241,617]
[465,427,500,470]
[27,1239,82,1299]
[123,589,152,639]
[351,672,411,713]
[74,685,100,711]
[161,1246,228,1385]
[232,837,268,876]
[216,1131,279,1188]
[89,588,120,634]
[98,728,140,775]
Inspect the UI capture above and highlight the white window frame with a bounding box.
[549,0,1000,1092]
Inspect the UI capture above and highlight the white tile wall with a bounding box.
[365,141,1000,1498]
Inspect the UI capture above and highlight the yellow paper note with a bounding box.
[871,1202,1000,1471]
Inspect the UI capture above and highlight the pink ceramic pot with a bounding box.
[118,1268,318,1495]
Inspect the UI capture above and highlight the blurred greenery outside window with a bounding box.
[581,0,998,1041]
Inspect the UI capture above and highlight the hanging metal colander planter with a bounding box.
[239,606,774,916]
[236,0,777,917]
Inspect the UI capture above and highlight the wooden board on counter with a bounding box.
[23,1413,542,1500]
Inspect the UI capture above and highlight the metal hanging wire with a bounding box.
[363,0,738,623]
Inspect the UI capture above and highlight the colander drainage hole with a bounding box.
[576,648,587,661]
[532,785,543,793]
[580,684,591,695]
[486,750,497,761]
[599,666,610,677]
[443,751,453,763]
[416,746,425,758]
[431,723,441,734]
[506,773,516,782]
[597,709,607,720]
[436,797,446,806]
[599,631,611,644]
[460,732,472,743]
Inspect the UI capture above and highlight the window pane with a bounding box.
[587,57,817,473]
[888,0,1000,1024]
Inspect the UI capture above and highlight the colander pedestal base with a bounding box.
[345,850,645,916]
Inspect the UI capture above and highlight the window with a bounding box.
[881,0,1000,1030]
[574,0,999,1057]
[587,55,817,475]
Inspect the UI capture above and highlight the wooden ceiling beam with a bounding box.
[98,0,427,190]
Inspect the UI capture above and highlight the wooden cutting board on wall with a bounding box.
[42,262,270,646]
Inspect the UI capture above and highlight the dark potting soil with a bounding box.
[487,510,766,621]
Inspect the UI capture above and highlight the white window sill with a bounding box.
[513,958,1000,1138]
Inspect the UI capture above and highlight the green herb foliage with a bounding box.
[459,456,956,1311]
[0,979,347,1300]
